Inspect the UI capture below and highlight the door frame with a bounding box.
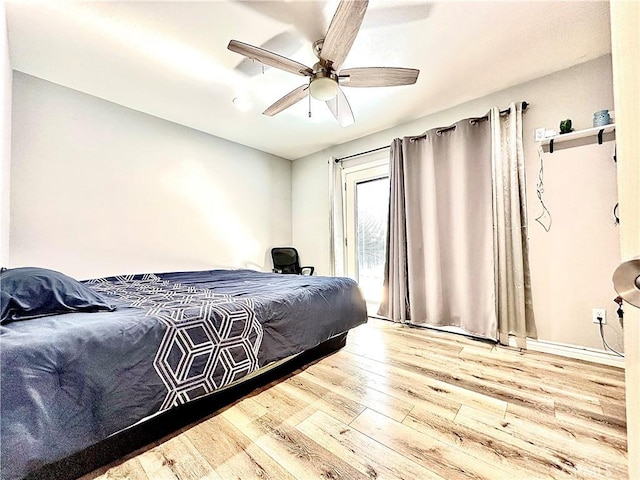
[610,1,640,476]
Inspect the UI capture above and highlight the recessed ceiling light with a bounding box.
[233,97,253,112]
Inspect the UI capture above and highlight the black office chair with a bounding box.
[271,247,314,275]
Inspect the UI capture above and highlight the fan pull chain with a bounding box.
[308,90,312,118]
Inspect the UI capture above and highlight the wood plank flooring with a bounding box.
[81,318,627,480]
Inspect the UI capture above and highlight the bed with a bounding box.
[0,267,367,480]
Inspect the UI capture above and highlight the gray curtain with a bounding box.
[379,103,535,344]
[491,104,537,346]
[378,139,409,322]
[328,157,345,276]
[379,118,498,339]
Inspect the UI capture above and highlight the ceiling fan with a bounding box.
[227,0,420,127]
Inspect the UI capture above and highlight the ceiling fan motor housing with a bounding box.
[312,39,324,59]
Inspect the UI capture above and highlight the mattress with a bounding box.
[0,269,367,480]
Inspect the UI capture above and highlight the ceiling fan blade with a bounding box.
[228,40,313,77]
[339,67,419,87]
[320,0,369,68]
[235,32,303,77]
[326,87,355,127]
[263,84,309,116]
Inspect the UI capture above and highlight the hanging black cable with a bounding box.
[598,318,624,357]
[534,147,552,232]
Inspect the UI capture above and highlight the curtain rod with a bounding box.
[482,100,529,121]
[334,101,528,162]
[410,101,529,139]
[334,145,390,163]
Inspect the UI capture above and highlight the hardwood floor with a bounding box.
[81,318,627,480]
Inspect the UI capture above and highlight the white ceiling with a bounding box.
[5,1,611,160]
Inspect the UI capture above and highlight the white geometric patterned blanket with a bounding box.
[87,274,263,411]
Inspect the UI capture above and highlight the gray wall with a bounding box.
[1,4,12,264]
[9,72,292,279]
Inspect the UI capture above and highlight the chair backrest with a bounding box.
[271,247,302,274]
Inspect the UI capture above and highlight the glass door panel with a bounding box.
[344,161,389,314]
[356,177,389,309]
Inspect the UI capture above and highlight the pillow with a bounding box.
[0,267,116,324]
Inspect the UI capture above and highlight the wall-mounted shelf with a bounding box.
[539,124,615,153]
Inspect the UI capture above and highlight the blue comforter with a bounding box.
[0,269,367,480]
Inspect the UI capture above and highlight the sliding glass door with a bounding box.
[343,161,389,314]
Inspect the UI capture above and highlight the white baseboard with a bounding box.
[508,337,625,368]
[374,316,625,368]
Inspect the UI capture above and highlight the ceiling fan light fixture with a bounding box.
[309,75,338,101]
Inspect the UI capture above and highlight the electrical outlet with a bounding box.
[534,127,545,141]
[592,308,606,324]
